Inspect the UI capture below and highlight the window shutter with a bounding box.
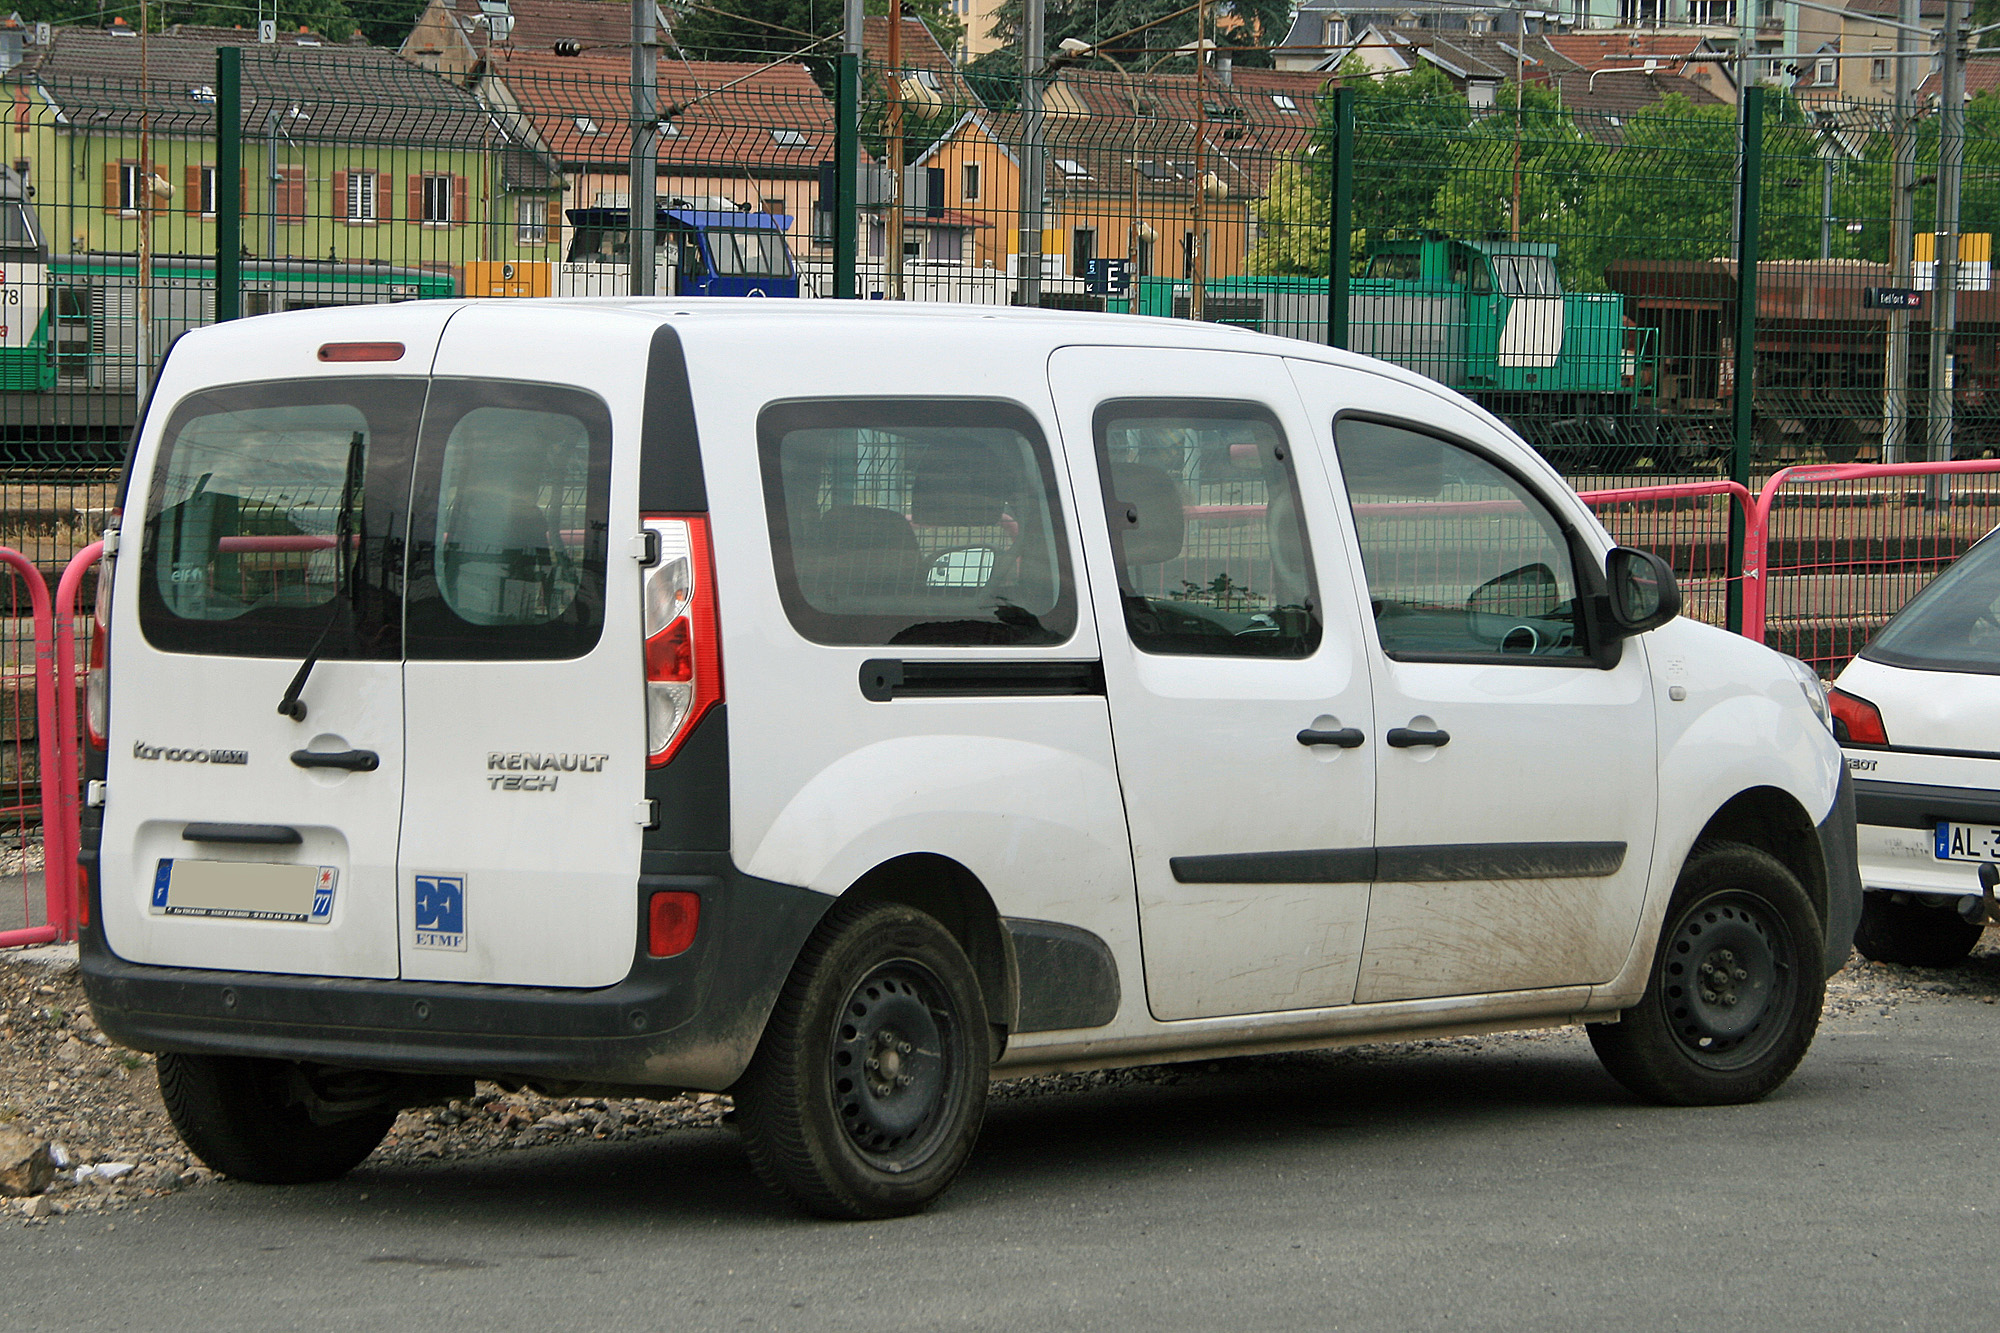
[377,172,393,222]
[452,174,468,226]
[277,165,305,221]
[184,165,201,215]
[103,162,119,213]
[333,169,349,221]
[408,175,423,221]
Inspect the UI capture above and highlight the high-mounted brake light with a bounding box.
[85,513,117,749]
[1829,688,1887,746]
[641,515,722,766]
[316,342,405,363]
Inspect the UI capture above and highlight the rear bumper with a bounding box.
[81,852,833,1091]
[1852,777,2000,902]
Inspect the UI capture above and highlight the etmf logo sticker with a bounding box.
[413,874,467,951]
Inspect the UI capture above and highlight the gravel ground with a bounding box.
[4,929,1997,1225]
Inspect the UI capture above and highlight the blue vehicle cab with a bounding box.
[563,204,798,298]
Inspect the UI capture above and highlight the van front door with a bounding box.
[395,308,636,987]
[1051,347,1377,1021]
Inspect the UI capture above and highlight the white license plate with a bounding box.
[1934,822,2000,864]
[149,859,336,923]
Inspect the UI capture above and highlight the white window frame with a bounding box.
[516,195,548,245]
[422,174,454,225]
[962,162,981,202]
[118,161,141,213]
[198,165,217,217]
[345,170,377,223]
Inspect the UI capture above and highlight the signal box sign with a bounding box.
[1864,287,1924,310]
[465,260,552,299]
[1083,257,1131,296]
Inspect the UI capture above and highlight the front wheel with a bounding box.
[735,899,990,1219]
[1588,842,1825,1106]
[157,1054,396,1184]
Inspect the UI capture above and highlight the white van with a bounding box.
[80,301,1859,1219]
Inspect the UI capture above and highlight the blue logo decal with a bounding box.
[151,860,172,911]
[309,867,337,924]
[413,874,467,950]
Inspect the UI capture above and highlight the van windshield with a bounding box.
[1863,533,2000,675]
[138,379,425,658]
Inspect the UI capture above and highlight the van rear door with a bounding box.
[394,305,639,988]
[98,313,445,979]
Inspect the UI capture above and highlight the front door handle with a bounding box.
[290,748,380,772]
[1385,727,1451,749]
[1297,727,1366,748]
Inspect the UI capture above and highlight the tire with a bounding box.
[1588,842,1825,1106]
[157,1054,396,1184]
[1853,893,1984,967]
[735,899,990,1220]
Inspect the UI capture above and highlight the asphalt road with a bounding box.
[6,998,1998,1333]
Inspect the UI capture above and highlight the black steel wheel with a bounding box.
[1589,841,1825,1105]
[735,899,989,1219]
[1853,893,1984,967]
[157,1054,395,1184]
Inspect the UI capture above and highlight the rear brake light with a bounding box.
[317,342,404,363]
[647,890,700,957]
[641,515,722,766]
[1829,688,1887,745]
[85,518,115,749]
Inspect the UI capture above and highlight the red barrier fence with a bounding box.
[0,546,65,949]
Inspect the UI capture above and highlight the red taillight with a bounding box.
[1830,688,1888,745]
[647,890,700,957]
[85,521,114,749]
[641,515,722,766]
[317,342,405,363]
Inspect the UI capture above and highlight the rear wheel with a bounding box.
[1853,893,1984,967]
[157,1054,395,1184]
[1588,842,1825,1106]
[735,899,989,1220]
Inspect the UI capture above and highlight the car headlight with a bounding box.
[1780,654,1833,732]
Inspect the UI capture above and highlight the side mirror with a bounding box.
[1604,547,1681,636]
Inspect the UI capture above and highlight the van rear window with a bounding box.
[759,399,1077,646]
[138,378,424,659]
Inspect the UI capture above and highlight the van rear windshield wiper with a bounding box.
[277,431,366,722]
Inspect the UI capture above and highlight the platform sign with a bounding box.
[1864,287,1924,310]
[1914,233,1992,292]
[1084,257,1130,296]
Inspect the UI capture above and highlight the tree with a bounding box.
[667,0,962,67]
[9,1,363,42]
[983,0,1292,69]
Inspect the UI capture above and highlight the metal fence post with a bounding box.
[834,53,859,299]
[1327,85,1354,350]
[1727,86,1763,636]
[214,46,240,322]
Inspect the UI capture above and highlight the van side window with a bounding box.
[758,399,1077,647]
[137,378,425,659]
[1335,418,1587,662]
[404,380,612,660]
[1093,400,1322,659]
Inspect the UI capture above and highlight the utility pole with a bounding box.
[887,0,905,300]
[1018,0,1046,307]
[1884,0,1917,462]
[1733,0,1755,249]
[1189,0,1208,323]
[1927,0,1966,498]
[629,0,658,295]
[835,0,861,299]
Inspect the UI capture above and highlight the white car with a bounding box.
[1833,530,2000,966]
[82,301,1857,1218]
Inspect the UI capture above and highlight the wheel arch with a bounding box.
[838,853,1016,1042]
[1694,785,1827,933]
